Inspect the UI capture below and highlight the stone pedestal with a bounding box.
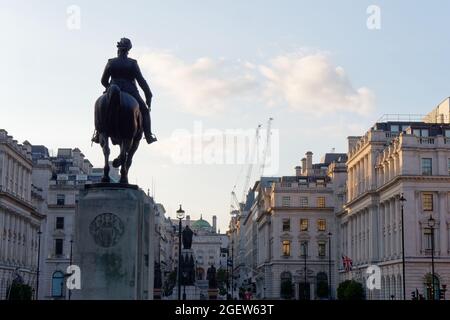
[173,286,201,300]
[72,183,154,300]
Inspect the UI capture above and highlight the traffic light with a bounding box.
[439,290,445,300]
[411,291,416,300]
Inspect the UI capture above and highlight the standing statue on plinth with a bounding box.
[207,264,217,289]
[92,38,157,184]
[182,225,194,250]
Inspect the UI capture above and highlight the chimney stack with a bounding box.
[295,166,302,176]
[212,215,217,233]
[301,158,307,175]
[306,151,313,175]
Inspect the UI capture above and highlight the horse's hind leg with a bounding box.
[126,137,141,171]
[99,133,111,183]
[119,139,132,184]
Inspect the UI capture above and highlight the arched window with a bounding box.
[424,273,440,300]
[52,271,65,298]
[316,272,328,299]
[280,271,292,282]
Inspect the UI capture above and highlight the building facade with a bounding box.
[0,130,44,299]
[340,110,450,300]
[233,152,346,300]
[31,146,120,300]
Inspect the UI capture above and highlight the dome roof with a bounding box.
[191,215,211,231]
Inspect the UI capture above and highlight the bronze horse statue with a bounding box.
[94,84,142,184]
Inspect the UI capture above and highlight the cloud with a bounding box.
[137,49,375,117]
[259,52,375,116]
[138,51,258,116]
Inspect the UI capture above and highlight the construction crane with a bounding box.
[259,117,273,178]
[230,124,261,215]
[230,118,273,216]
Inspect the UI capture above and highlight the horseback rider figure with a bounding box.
[92,37,157,144]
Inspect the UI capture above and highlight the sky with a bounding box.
[1,0,450,232]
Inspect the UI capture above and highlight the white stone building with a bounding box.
[233,153,346,300]
[31,146,119,299]
[171,215,228,283]
[0,130,45,299]
[153,203,175,297]
[340,104,450,300]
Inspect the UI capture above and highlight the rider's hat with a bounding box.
[117,38,132,51]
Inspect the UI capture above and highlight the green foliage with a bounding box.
[163,270,177,297]
[7,282,33,300]
[216,268,228,296]
[316,281,329,298]
[337,280,365,300]
[280,279,294,300]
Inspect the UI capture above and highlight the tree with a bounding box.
[216,268,228,296]
[280,279,294,300]
[7,282,33,300]
[337,280,365,300]
[163,270,177,297]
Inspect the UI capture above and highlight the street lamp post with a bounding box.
[176,205,185,301]
[68,239,73,300]
[231,239,234,299]
[328,232,332,300]
[399,193,406,300]
[182,271,187,300]
[36,230,42,300]
[428,215,436,300]
[303,242,307,300]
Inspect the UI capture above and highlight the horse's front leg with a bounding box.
[99,133,111,183]
[119,139,132,184]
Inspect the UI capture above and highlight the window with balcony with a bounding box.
[282,218,290,232]
[316,179,325,187]
[317,197,326,208]
[422,193,433,211]
[55,239,64,256]
[318,241,326,257]
[282,196,291,207]
[56,194,65,206]
[299,178,307,185]
[282,240,291,256]
[413,129,429,137]
[299,197,308,207]
[56,217,64,230]
[421,158,432,176]
[300,219,309,231]
[317,219,327,231]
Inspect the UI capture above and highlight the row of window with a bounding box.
[280,179,327,188]
[420,158,450,176]
[282,240,328,257]
[282,218,327,232]
[392,126,450,138]
[281,196,326,208]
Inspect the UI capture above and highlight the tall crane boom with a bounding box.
[259,117,273,178]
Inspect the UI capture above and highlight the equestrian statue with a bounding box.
[92,38,157,184]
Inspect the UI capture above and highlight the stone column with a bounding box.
[438,191,447,254]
